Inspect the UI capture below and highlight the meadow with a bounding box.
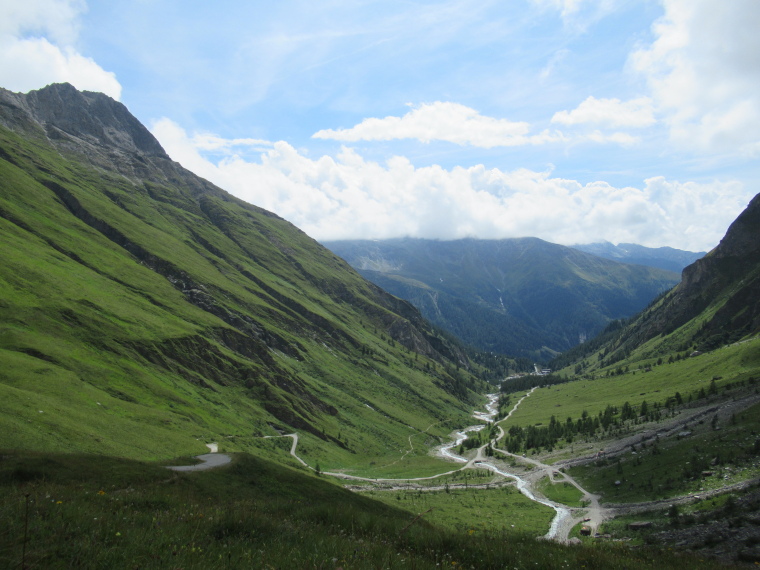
[365,483,555,536]
[501,338,760,429]
[0,451,726,569]
[535,477,586,508]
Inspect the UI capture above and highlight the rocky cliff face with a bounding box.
[0,82,166,157]
[612,192,760,353]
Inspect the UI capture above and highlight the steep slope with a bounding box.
[572,242,705,273]
[323,237,680,360]
[0,84,484,463]
[552,192,760,370]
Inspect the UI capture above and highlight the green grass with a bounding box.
[501,338,760,433]
[0,450,728,569]
[366,483,555,536]
[535,476,586,507]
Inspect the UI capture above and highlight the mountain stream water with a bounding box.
[437,393,571,540]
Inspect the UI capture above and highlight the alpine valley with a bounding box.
[1,84,758,569]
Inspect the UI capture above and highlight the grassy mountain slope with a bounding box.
[324,237,680,360]
[0,84,485,467]
[487,197,760,566]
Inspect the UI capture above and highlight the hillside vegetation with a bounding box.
[1,450,724,570]
[0,83,489,468]
[485,192,760,565]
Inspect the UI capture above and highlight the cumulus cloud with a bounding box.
[0,0,121,99]
[314,101,644,148]
[552,96,655,128]
[630,0,760,154]
[153,118,748,252]
[313,102,564,148]
[189,133,272,152]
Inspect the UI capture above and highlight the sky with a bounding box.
[1,0,759,252]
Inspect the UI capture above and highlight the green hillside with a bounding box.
[0,84,485,469]
[2,450,722,570]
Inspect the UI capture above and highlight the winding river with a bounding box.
[437,392,572,540]
[253,390,587,541]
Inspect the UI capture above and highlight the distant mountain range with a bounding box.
[323,237,681,361]
[571,242,705,273]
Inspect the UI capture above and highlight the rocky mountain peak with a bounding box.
[711,192,760,260]
[0,83,167,158]
[680,193,760,289]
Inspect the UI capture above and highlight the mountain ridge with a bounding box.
[0,82,167,157]
[551,191,760,371]
[571,241,705,273]
[324,236,680,360]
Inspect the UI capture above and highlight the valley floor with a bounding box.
[246,387,758,538]
[4,384,753,569]
[274,382,760,566]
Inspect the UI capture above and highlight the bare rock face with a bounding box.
[669,193,760,337]
[0,83,180,183]
[712,192,760,260]
[0,83,167,157]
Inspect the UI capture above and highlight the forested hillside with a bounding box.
[325,237,680,360]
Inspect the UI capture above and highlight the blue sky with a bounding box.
[2,0,758,251]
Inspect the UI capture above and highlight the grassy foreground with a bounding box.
[365,484,555,536]
[0,451,731,569]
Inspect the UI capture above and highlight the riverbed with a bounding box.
[436,392,572,540]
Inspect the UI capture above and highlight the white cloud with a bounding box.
[0,0,121,99]
[552,96,655,128]
[630,0,760,153]
[0,0,83,43]
[189,133,272,152]
[315,101,645,148]
[153,118,748,252]
[313,102,564,148]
